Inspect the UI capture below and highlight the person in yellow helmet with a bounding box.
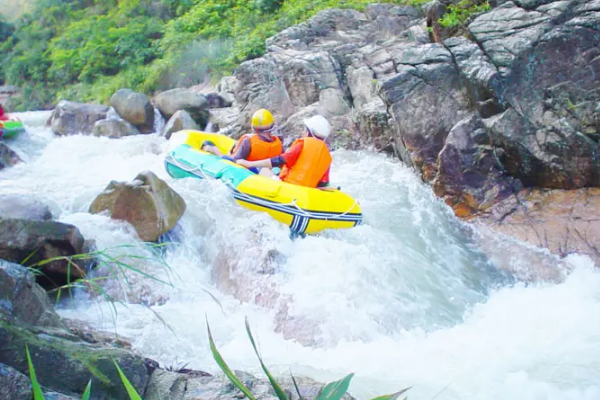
[201,109,283,168]
[237,115,333,188]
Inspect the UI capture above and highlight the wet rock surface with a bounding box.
[50,101,110,136]
[476,188,600,265]
[0,142,22,170]
[144,369,355,400]
[162,110,199,139]
[0,194,53,220]
[92,118,141,138]
[0,362,31,400]
[89,171,186,242]
[0,219,86,288]
[217,0,599,229]
[155,88,209,127]
[110,88,155,134]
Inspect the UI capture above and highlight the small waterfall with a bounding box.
[153,108,166,134]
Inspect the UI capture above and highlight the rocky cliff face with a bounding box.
[209,0,599,262]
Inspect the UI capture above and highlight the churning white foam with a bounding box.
[2,113,599,400]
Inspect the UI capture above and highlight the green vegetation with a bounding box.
[24,319,411,399]
[208,317,412,400]
[28,243,173,309]
[438,0,490,29]
[26,345,140,400]
[1,0,407,111]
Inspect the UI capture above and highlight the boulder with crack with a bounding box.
[89,171,186,242]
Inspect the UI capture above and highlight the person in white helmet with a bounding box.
[236,115,332,188]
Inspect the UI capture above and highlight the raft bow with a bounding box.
[164,130,363,235]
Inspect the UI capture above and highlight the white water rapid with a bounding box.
[2,112,599,400]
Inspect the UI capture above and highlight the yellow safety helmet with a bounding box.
[251,108,275,132]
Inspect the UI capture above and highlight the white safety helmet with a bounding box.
[304,115,331,140]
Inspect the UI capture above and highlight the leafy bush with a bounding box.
[438,0,490,28]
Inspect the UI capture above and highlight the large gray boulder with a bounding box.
[0,320,152,399]
[92,118,141,138]
[162,110,199,140]
[465,1,600,189]
[110,89,155,133]
[0,362,31,400]
[0,259,154,400]
[0,260,63,328]
[155,88,209,127]
[0,194,53,220]
[379,44,472,180]
[432,114,522,217]
[0,142,22,170]
[89,171,186,242]
[49,100,110,136]
[0,219,86,288]
[208,107,239,133]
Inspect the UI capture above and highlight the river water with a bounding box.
[1,112,599,400]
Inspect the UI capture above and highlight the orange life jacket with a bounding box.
[231,134,283,161]
[280,137,332,188]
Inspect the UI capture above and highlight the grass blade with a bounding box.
[315,373,354,400]
[26,345,46,400]
[244,317,288,400]
[108,256,172,286]
[21,247,41,266]
[206,317,256,400]
[81,380,92,400]
[368,387,412,400]
[291,372,305,400]
[113,360,142,400]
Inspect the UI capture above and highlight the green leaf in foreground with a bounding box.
[113,360,143,400]
[81,380,92,400]
[315,373,354,400]
[368,387,412,400]
[206,317,257,400]
[26,345,46,400]
[245,317,289,400]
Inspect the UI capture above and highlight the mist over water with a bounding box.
[2,112,599,400]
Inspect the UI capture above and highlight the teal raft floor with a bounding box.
[165,144,254,189]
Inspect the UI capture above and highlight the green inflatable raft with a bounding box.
[0,120,25,139]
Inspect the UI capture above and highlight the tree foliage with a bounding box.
[1,0,405,110]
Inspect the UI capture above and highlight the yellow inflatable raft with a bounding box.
[164,130,363,235]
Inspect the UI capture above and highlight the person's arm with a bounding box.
[237,158,273,168]
[229,137,251,161]
[237,143,302,169]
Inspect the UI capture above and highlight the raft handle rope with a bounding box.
[166,153,361,221]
